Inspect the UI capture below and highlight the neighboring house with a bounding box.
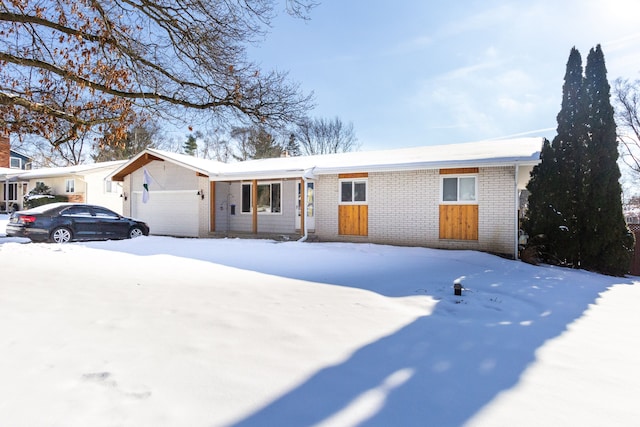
[0,132,31,212]
[18,161,127,214]
[109,138,542,258]
[0,167,26,213]
[9,148,32,170]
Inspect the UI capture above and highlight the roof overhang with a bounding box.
[110,152,164,182]
[209,169,309,182]
[208,157,541,182]
[311,158,541,175]
[109,149,222,181]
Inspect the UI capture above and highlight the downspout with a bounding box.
[298,175,308,242]
[514,163,520,260]
[297,168,315,243]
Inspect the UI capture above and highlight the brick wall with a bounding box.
[315,174,339,238]
[315,166,518,257]
[0,131,9,168]
[369,169,440,246]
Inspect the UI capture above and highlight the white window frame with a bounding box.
[339,178,368,205]
[65,179,75,193]
[104,180,120,194]
[240,181,282,214]
[4,182,18,201]
[440,175,478,204]
[10,157,21,169]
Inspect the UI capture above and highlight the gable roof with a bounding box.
[109,149,228,181]
[9,149,31,161]
[108,137,543,182]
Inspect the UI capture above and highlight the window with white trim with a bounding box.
[10,157,21,169]
[65,179,75,193]
[241,182,282,214]
[441,176,477,203]
[340,179,367,204]
[105,180,119,193]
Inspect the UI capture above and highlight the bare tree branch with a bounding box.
[294,116,359,155]
[0,0,315,149]
[613,78,640,174]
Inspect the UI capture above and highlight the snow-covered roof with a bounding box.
[0,167,28,180]
[18,160,127,180]
[146,149,228,174]
[108,137,543,182]
[108,149,228,181]
[209,137,543,181]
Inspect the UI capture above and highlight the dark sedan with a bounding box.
[6,203,149,243]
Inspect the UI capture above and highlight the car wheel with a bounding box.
[129,226,144,239]
[51,227,72,243]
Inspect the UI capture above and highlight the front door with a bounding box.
[296,181,315,231]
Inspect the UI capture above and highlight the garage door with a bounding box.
[132,190,199,237]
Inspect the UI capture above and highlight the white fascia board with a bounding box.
[209,169,309,182]
[312,158,541,175]
[146,151,215,176]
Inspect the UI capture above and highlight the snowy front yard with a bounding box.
[1,214,639,427]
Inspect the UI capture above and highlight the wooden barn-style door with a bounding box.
[338,173,368,236]
[439,168,479,240]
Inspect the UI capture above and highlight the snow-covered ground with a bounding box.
[1,214,639,427]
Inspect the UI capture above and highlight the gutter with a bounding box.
[309,157,541,176]
[297,175,308,242]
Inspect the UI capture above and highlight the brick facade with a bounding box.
[315,166,518,257]
[67,194,85,203]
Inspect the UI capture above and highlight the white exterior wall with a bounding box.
[25,167,122,214]
[128,160,203,237]
[315,174,339,239]
[197,175,210,236]
[315,166,518,256]
[27,176,79,200]
[122,175,131,217]
[83,169,123,214]
[478,166,517,255]
[216,179,298,234]
[369,170,440,246]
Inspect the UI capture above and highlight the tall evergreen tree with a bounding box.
[551,47,589,266]
[524,138,559,257]
[581,45,634,275]
[525,47,587,266]
[525,45,634,276]
[184,134,198,156]
[285,133,301,156]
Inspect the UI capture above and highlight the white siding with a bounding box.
[25,166,122,214]
[216,179,298,234]
[83,169,123,214]
[129,161,201,237]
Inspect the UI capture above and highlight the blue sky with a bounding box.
[248,0,640,150]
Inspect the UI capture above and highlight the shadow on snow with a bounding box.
[82,238,632,426]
